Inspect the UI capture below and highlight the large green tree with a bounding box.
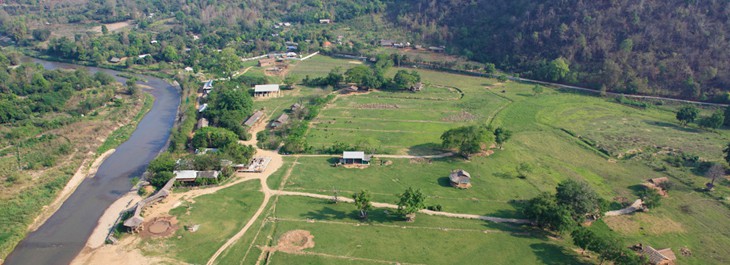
[555,179,602,219]
[699,111,724,129]
[441,125,493,158]
[353,190,372,220]
[676,105,699,126]
[396,187,426,222]
[493,127,512,149]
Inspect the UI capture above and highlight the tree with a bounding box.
[149,171,173,189]
[441,125,494,158]
[571,227,598,255]
[147,153,176,174]
[284,75,298,89]
[705,163,725,190]
[221,143,256,163]
[32,29,51,42]
[724,106,730,126]
[639,187,662,208]
[216,48,242,77]
[162,45,179,62]
[101,25,109,35]
[546,57,570,82]
[532,85,544,96]
[493,127,512,149]
[484,62,496,74]
[192,127,239,149]
[126,79,138,95]
[724,142,730,165]
[555,179,601,220]
[393,70,421,90]
[352,190,372,220]
[523,192,575,233]
[396,187,426,222]
[676,106,699,126]
[698,111,724,129]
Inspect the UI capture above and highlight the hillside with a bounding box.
[389,0,730,100]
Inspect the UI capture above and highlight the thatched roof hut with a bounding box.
[449,169,472,189]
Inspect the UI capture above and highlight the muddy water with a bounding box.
[3,59,181,265]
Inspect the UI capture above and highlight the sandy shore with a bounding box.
[72,237,174,265]
[85,192,141,249]
[29,149,116,232]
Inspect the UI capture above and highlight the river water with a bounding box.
[3,59,181,265]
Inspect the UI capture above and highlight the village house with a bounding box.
[641,245,677,265]
[429,46,446,52]
[340,151,371,165]
[244,110,265,127]
[184,66,194,72]
[173,170,220,183]
[380,39,396,47]
[319,19,332,24]
[138,54,151,59]
[253,84,281,98]
[198,103,208,113]
[197,118,209,129]
[449,169,472,189]
[270,113,289,128]
[291,103,303,112]
[202,80,213,95]
[109,57,121,63]
[409,82,425,92]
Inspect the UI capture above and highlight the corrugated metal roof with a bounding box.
[254,84,280,93]
[343,151,365,160]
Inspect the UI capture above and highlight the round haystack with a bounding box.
[140,216,178,238]
[449,169,472,189]
[276,230,315,253]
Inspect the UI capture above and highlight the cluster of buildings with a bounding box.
[379,39,446,52]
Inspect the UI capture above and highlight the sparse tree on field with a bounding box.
[397,187,426,222]
[555,179,601,220]
[571,227,598,255]
[441,125,494,158]
[126,79,138,95]
[353,190,372,220]
[676,105,699,126]
[101,25,109,35]
[494,127,512,149]
[705,163,725,190]
[532,85,544,96]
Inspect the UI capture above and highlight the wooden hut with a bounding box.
[449,169,472,189]
[642,245,677,265]
[271,113,289,128]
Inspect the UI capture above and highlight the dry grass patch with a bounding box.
[603,214,685,235]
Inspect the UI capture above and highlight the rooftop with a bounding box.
[244,110,265,127]
[343,151,369,161]
[254,84,280,93]
[174,170,198,180]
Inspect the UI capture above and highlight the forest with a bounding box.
[2,0,730,100]
[390,0,730,100]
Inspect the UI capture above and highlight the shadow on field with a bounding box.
[531,243,591,265]
[302,206,348,221]
[645,120,702,133]
[628,184,648,196]
[407,143,443,156]
[326,157,339,164]
[437,177,452,187]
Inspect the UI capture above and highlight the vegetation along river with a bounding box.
[4,58,181,265]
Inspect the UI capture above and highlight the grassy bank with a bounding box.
[97,93,155,154]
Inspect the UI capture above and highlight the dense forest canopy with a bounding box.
[390,0,730,100]
[3,0,730,100]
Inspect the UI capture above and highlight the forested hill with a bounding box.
[390,0,730,100]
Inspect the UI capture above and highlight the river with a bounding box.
[3,58,181,265]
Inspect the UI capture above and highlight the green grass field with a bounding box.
[152,56,730,264]
[140,180,264,264]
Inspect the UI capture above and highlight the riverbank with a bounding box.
[3,58,182,265]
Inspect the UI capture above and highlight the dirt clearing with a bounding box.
[92,21,132,33]
[272,230,315,253]
[603,214,685,235]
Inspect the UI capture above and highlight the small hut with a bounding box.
[641,245,677,265]
[409,82,425,92]
[340,151,371,165]
[271,113,289,128]
[449,169,472,189]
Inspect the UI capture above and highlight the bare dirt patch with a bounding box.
[92,21,132,33]
[139,216,179,239]
[273,230,315,253]
[348,61,363,64]
[603,214,685,235]
[442,111,476,122]
[357,103,399,109]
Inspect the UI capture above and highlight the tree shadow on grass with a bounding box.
[644,120,702,133]
[531,243,592,265]
[628,184,648,196]
[406,143,443,156]
[301,206,348,221]
[326,157,340,165]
